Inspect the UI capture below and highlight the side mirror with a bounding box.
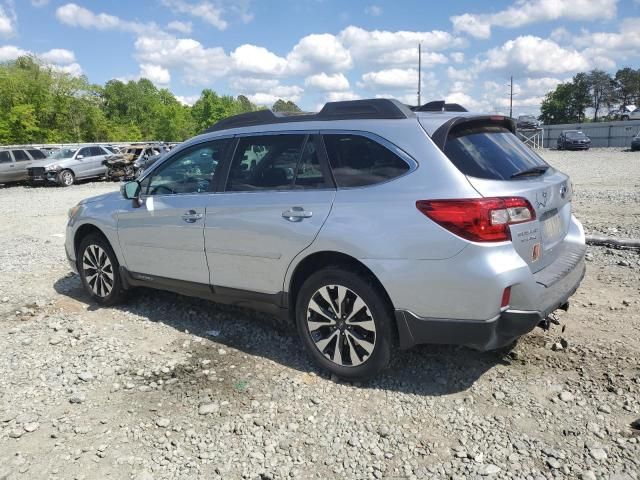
[121,181,141,200]
[76,155,84,160]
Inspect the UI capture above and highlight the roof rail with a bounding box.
[204,98,414,133]
[411,100,468,113]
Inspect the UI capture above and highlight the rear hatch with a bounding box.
[422,116,572,273]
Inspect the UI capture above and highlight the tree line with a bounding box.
[539,67,640,125]
[0,56,302,145]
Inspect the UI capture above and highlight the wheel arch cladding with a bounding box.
[288,251,396,329]
[74,224,110,260]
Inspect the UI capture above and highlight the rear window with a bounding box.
[27,149,46,159]
[443,126,548,180]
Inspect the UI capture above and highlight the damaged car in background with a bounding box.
[27,145,111,186]
[103,144,164,181]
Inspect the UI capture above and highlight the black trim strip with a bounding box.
[430,116,517,151]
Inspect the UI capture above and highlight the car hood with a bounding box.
[79,191,121,205]
[28,158,74,168]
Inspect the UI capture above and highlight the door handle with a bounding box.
[181,210,203,223]
[282,206,312,222]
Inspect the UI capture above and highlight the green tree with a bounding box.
[272,99,302,113]
[587,69,615,121]
[613,67,640,109]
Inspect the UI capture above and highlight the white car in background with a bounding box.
[621,108,640,121]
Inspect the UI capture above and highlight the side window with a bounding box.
[90,146,104,156]
[293,137,330,189]
[146,140,227,195]
[27,149,46,160]
[77,147,92,158]
[0,151,11,163]
[322,134,410,187]
[12,150,29,162]
[225,134,306,192]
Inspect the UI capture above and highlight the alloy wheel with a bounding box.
[61,171,74,186]
[82,244,114,297]
[306,284,376,367]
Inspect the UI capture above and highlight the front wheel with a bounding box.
[295,267,394,380]
[78,234,127,306]
[58,169,75,187]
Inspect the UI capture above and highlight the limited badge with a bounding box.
[532,243,541,262]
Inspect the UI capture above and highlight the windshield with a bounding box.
[520,116,535,120]
[48,148,77,160]
[566,132,586,139]
[444,125,548,181]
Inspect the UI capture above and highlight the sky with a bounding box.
[1,0,639,115]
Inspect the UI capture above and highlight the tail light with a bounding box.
[501,287,511,309]
[416,197,535,242]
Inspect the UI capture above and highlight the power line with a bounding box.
[417,43,421,107]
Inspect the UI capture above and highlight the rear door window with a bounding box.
[443,125,548,180]
[322,134,410,187]
[12,150,29,162]
[89,146,105,156]
[27,149,46,159]
[77,147,92,158]
[0,151,11,163]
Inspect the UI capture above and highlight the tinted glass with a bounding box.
[0,151,11,163]
[566,132,586,139]
[444,126,548,181]
[293,137,329,189]
[323,134,410,187]
[12,150,29,162]
[27,149,46,159]
[146,140,227,195]
[77,147,92,157]
[49,148,76,159]
[89,146,104,156]
[226,135,306,191]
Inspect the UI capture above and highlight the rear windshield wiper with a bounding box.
[511,166,549,178]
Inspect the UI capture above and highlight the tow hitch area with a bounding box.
[538,302,570,331]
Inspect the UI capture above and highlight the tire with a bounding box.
[77,234,127,306]
[58,169,75,187]
[622,116,629,121]
[295,267,394,380]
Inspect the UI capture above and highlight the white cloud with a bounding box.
[445,91,491,113]
[247,84,304,107]
[51,62,83,77]
[0,45,27,62]
[161,0,227,30]
[0,4,16,38]
[476,35,591,75]
[55,3,147,33]
[447,66,474,82]
[326,91,361,102]
[305,72,349,91]
[361,68,419,89]
[365,5,382,16]
[231,44,287,76]
[230,77,279,92]
[176,94,200,106]
[134,32,229,85]
[167,20,192,34]
[451,0,618,39]
[139,63,171,85]
[571,18,640,67]
[340,26,466,64]
[287,33,353,74]
[40,48,76,65]
[450,52,465,63]
[376,48,448,67]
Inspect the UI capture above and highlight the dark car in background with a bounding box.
[632,133,640,151]
[516,115,541,129]
[557,130,591,150]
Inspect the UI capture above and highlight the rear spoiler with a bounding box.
[430,116,516,151]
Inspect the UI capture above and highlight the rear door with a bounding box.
[10,150,32,182]
[73,147,93,178]
[427,119,571,272]
[204,133,335,294]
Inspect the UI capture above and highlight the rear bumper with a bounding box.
[395,253,586,351]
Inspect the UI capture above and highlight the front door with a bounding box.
[117,139,229,284]
[0,151,15,183]
[204,133,336,294]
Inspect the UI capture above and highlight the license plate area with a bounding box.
[542,213,563,244]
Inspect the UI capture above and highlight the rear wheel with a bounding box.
[622,115,630,121]
[78,234,127,306]
[58,169,75,187]
[295,267,394,380]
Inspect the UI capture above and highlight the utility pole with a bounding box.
[508,75,514,118]
[417,43,421,107]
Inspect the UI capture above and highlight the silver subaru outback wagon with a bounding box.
[65,99,585,379]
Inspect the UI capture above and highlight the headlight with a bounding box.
[45,164,61,171]
[68,204,82,220]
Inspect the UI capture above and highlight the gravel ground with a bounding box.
[0,148,639,480]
